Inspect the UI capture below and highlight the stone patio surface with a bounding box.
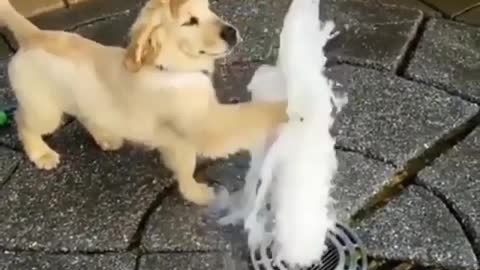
[0,0,480,269]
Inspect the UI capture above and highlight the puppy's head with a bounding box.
[124,0,240,72]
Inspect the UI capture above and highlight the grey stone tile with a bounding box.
[0,123,22,151]
[0,61,13,98]
[210,0,291,62]
[375,0,440,17]
[0,60,18,149]
[330,65,479,165]
[0,122,174,251]
[0,59,14,113]
[213,0,423,70]
[355,185,478,270]
[405,19,480,102]
[321,0,423,71]
[422,0,479,17]
[333,151,395,222]
[142,193,234,252]
[10,0,65,18]
[139,253,234,270]
[201,153,250,193]
[456,6,480,26]
[33,0,143,31]
[0,146,20,186]
[74,11,137,47]
[0,37,12,59]
[418,127,480,255]
[1,0,145,49]
[0,253,136,270]
[213,63,256,104]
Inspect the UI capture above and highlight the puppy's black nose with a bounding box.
[221,25,238,47]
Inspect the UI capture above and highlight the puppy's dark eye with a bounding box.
[182,16,199,26]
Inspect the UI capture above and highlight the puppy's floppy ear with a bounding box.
[124,26,161,72]
[150,0,187,17]
[123,0,165,72]
[169,0,188,17]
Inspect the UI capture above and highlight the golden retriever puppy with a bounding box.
[124,0,240,74]
[0,0,287,205]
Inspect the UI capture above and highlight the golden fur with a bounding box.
[0,0,287,205]
[124,0,240,73]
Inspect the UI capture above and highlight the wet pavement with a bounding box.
[0,0,480,269]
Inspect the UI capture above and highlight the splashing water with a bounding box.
[213,0,346,267]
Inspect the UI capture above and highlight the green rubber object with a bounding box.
[0,111,8,127]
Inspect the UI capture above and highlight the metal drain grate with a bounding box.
[250,223,368,270]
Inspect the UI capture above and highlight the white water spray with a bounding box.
[214,0,346,267]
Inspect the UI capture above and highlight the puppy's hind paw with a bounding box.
[32,150,60,170]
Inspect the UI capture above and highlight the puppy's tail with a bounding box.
[0,0,40,45]
[197,101,288,157]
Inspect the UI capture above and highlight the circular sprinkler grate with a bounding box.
[250,223,368,270]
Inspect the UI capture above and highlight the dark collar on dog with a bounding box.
[157,65,211,77]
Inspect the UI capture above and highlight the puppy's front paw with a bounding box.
[31,150,60,170]
[180,182,214,206]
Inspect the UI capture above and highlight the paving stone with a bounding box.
[2,0,145,49]
[74,10,137,47]
[11,0,65,18]
[0,60,11,90]
[214,0,423,70]
[143,192,237,252]
[0,253,136,270]
[332,151,395,222]
[0,37,12,59]
[329,65,479,165]
[0,146,20,186]
[405,19,480,103]
[374,0,440,17]
[139,253,234,270]
[422,0,479,17]
[0,121,174,251]
[201,153,250,193]
[200,153,276,265]
[0,61,14,112]
[417,127,480,255]
[31,0,144,31]
[0,123,21,151]
[210,0,291,62]
[456,6,480,26]
[213,62,256,104]
[0,60,19,150]
[355,185,477,270]
[321,0,423,71]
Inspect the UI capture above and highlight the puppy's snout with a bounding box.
[220,25,238,47]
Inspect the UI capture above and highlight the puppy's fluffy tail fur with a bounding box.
[0,0,40,45]
[197,101,288,157]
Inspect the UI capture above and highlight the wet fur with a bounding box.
[0,0,287,205]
